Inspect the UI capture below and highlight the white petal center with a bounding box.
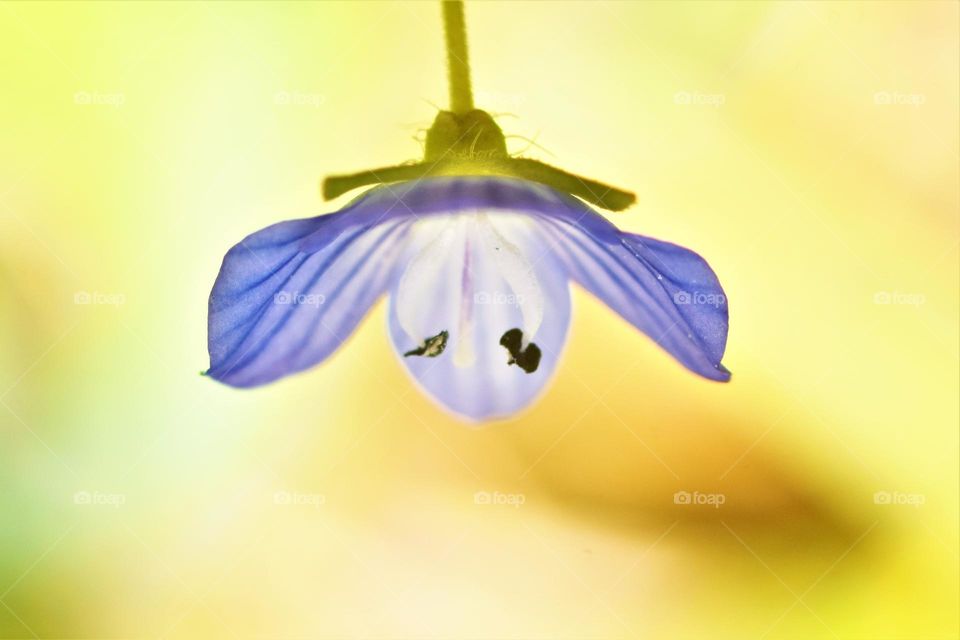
[394,212,545,367]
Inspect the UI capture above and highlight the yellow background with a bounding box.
[0,1,957,638]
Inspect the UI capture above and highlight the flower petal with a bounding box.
[387,213,571,422]
[207,209,414,387]
[530,199,730,381]
[621,232,728,367]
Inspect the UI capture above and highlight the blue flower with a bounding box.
[206,175,730,421]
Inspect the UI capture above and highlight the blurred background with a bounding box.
[0,1,957,638]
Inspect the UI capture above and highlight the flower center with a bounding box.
[395,213,545,369]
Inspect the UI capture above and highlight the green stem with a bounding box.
[442,0,474,114]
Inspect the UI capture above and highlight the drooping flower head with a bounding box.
[205,1,730,422]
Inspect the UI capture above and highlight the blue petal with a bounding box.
[530,202,730,381]
[622,232,728,366]
[207,209,414,387]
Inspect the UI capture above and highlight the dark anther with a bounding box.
[404,330,449,358]
[499,328,541,374]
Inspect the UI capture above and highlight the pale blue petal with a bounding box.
[386,214,570,422]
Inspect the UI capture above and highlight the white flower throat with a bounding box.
[395,212,545,371]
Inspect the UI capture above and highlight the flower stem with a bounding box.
[442,0,474,114]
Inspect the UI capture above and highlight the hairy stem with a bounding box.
[442,0,474,114]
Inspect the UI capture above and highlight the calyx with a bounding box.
[323,107,636,212]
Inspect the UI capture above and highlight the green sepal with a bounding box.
[322,108,636,212]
